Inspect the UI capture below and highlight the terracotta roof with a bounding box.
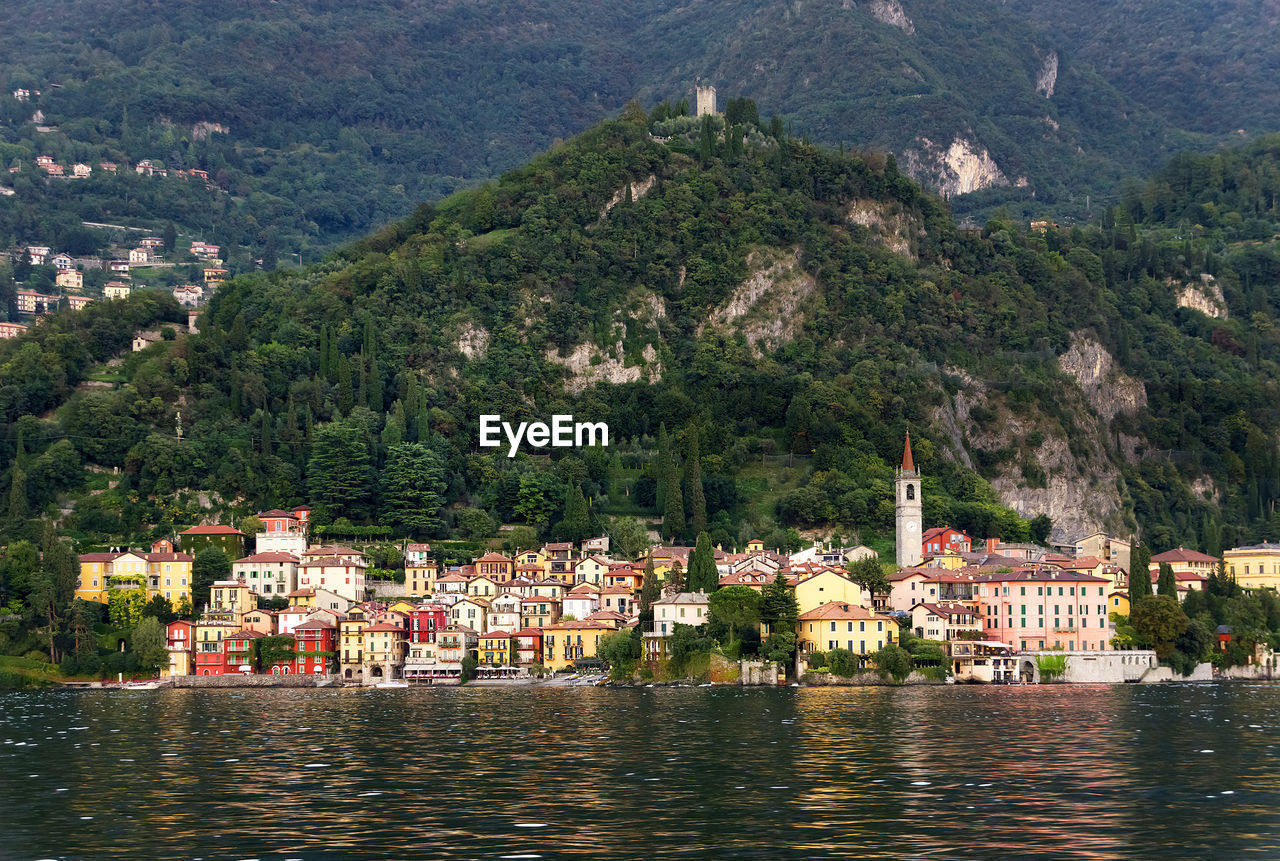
[224,629,266,640]
[293,620,335,631]
[600,584,632,594]
[405,543,432,552]
[520,595,560,604]
[437,572,470,582]
[585,610,626,622]
[286,588,315,597]
[144,552,194,562]
[179,524,245,535]
[480,630,512,640]
[914,602,979,619]
[922,526,968,544]
[476,552,512,563]
[1151,547,1219,563]
[567,583,600,594]
[256,509,294,518]
[901,431,914,472]
[233,552,300,564]
[512,628,543,638]
[542,542,573,551]
[798,601,882,622]
[653,591,710,605]
[79,552,120,562]
[363,623,407,633]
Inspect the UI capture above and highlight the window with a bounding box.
[830,621,837,632]
[859,621,866,632]
[1020,586,1026,596]
[906,484,914,500]
[1038,586,1043,596]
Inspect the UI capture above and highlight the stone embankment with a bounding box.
[169,675,336,688]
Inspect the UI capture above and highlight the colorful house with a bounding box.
[292,620,337,675]
[450,597,490,633]
[479,631,513,665]
[922,527,972,556]
[512,628,544,665]
[542,620,612,671]
[231,551,300,598]
[973,568,1111,652]
[794,568,865,616]
[474,552,514,584]
[224,629,264,673]
[644,591,710,660]
[797,602,899,659]
[165,620,194,676]
[520,596,560,630]
[1225,543,1280,590]
[404,543,438,595]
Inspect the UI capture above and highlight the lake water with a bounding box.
[2,683,1279,859]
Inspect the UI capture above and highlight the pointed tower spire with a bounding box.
[901,431,915,473]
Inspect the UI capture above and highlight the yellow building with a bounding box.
[542,620,612,671]
[924,550,967,570]
[794,569,866,616]
[388,599,418,616]
[479,631,513,665]
[514,549,547,573]
[1108,591,1130,617]
[1225,543,1280,590]
[76,540,193,606]
[797,602,899,659]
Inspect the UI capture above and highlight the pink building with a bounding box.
[973,568,1112,652]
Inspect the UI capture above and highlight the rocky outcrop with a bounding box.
[1057,332,1146,421]
[1174,274,1228,319]
[846,199,919,258]
[599,174,656,220]
[706,247,817,355]
[1036,51,1058,98]
[546,340,659,395]
[868,0,914,34]
[457,323,490,360]
[901,137,1009,197]
[191,121,230,141]
[931,363,1126,542]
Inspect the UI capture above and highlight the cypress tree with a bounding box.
[8,454,27,526]
[655,422,670,511]
[337,354,353,415]
[685,429,706,535]
[640,552,659,611]
[663,457,684,541]
[259,409,272,457]
[1157,562,1177,598]
[687,532,717,594]
[1129,543,1153,606]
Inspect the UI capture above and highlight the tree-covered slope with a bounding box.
[3,111,1280,558]
[1009,0,1280,137]
[0,0,1254,261]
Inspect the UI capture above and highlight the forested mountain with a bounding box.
[2,110,1280,561]
[2,0,1271,261]
[1009,0,1280,137]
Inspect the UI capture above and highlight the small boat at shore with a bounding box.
[120,681,160,690]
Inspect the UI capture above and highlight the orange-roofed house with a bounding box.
[512,628,544,665]
[232,551,300,599]
[362,619,408,683]
[405,543,438,596]
[479,631,513,665]
[1149,547,1217,597]
[475,552,513,584]
[797,602,899,662]
[922,527,972,556]
[542,620,612,671]
[450,597,490,633]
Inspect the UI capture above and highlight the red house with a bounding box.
[166,620,195,676]
[292,620,336,675]
[224,629,264,674]
[512,628,544,665]
[409,602,448,644]
[922,527,972,556]
[194,637,228,676]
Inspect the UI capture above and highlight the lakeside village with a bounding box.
[66,436,1280,688]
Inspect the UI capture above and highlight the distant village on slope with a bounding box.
[72,436,1280,688]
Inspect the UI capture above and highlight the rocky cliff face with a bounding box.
[1056,332,1147,421]
[705,247,817,355]
[868,0,914,33]
[901,137,1012,197]
[1035,50,1058,97]
[1174,274,1228,319]
[932,361,1130,542]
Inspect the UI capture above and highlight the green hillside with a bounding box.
[2,0,1265,263]
[1,110,1279,559]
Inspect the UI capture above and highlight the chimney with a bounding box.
[986,537,998,554]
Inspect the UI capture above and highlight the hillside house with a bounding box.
[203,267,228,284]
[72,163,91,178]
[0,321,28,338]
[15,290,56,315]
[129,247,152,264]
[103,281,131,300]
[27,246,50,265]
[172,285,204,307]
[50,252,73,270]
[55,269,82,291]
[108,260,130,275]
[190,241,220,258]
[140,236,164,248]
[66,295,92,311]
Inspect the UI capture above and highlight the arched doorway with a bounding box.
[271,666,279,675]
[1020,660,1038,684]
[344,669,353,679]
[371,666,384,679]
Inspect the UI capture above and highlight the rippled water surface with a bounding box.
[3,684,1280,859]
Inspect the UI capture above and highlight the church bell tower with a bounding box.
[896,432,922,568]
